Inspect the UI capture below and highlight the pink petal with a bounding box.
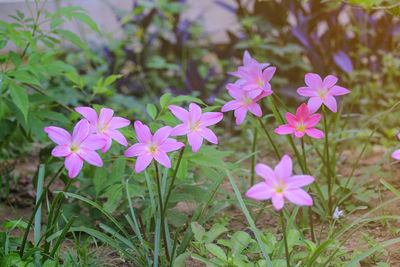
[305,73,322,88]
[287,175,315,189]
[234,107,248,125]
[200,112,223,127]
[305,113,321,127]
[398,133,400,140]
[248,103,262,117]
[262,67,276,82]
[189,103,202,123]
[108,117,130,129]
[159,138,185,152]
[243,50,251,65]
[285,113,297,125]
[221,100,242,112]
[44,126,71,145]
[260,63,270,69]
[307,97,323,114]
[323,75,338,88]
[134,121,152,143]
[72,119,90,145]
[294,131,305,138]
[329,85,350,96]
[79,148,103,167]
[324,96,337,113]
[101,137,112,153]
[275,124,295,135]
[187,132,203,152]
[125,143,148,157]
[171,124,190,136]
[247,89,263,99]
[274,155,292,179]
[284,189,313,206]
[51,144,71,157]
[296,103,309,119]
[297,87,317,97]
[135,154,153,173]
[245,182,274,200]
[106,129,128,146]
[199,128,218,144]
[392,149,400,160]
[99,108,114,124]
[305,128,324,139]
[81,134,106,150]
[152,126,172,144]
[255,163,275,181]
[272,194,285,210]
[169,105,189,122]
[75,107,98,123]
[154,151,171,168]
[65,153,83,178]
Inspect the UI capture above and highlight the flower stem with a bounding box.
[322,106,333,215]
[301,138,315,243]
[251,127,258,186]
[19,165,64,257]
[279,210,290,267]
[154,161,170,262]
[257,117,282,159]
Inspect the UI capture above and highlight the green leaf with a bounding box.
[64,72,79,84]
[8,51,21,68]
[71,12,101,34]
[170,95,206,106]
[146,103,157,120]
[4,220,27,229]
[166,210,187,227]
[94,166,108,196]
[53,29,87,51]
[205,224,228,243]
[205,244,227,261]
[160,93,171,107]
[104,74,122,87]
[191,222,205,242]
[50,18,65,29]
[9,84,29,122]
[231,231,251,255]
[172,252,190,267]
[110,158,126,184]
[102,184,123,213]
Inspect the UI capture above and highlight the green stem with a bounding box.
[20,165,64,257]
[257,117,282,159]
[251,127,258,186]
[301,138,315,243]
[154,162,170,262]
[322,106,333,215]
[280,210,290,267]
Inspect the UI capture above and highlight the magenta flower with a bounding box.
[228,50,276,99]
[125,121,185,173]
[75,107,130,153]
[392,133,400,160]
[221,83,265,125]
[44,119,106,178]
[168,103,223,152]
[275,103,323,139]
[246,155,314,210]
[297,73,350,113]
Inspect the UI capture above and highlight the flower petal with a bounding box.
[323,75,338,88]
[75,107,98,123]
[285,113,297,125]
[287,175,315,189]
[296,103,309,119]
[255,163,275,181]
[72,119,90,145]
[135,154,153,173]
[65,154,83,178]
[189,103,202,123]
[324,96,337,113]
[297,87,317,97]
[305,73,322,88]
[101,137,112,153]
[51,144,71,157]
[169,105,189,122]
[99,108,114,124]
[284,189,313,206]
[275,124,295,135]
[294,131,305,138]
[221,100,242,112]
[234,107,248,125]
[125,143,148,157]
[134,121,152,143]
[306,113,321,127]
[262,66,276,82]
[200,112,223,127]
[248,102,262,117]
[245,182,274,200]
[152,126,172,144]
[307,97,323,114]
[79,148,103,167]
[171,124,190,136]
[274,155,292,179]
[392,149,400,160]
[44,126,71,145]
[159,138,185,152]
[81,134,106,150]
[199,128,218,144]
[272,194,285,210]
[154,151,171,168]
[108,117,131,129]
[243,50,251,65]
[187,132,203,152]
[305,128,324,139]
[329,85,350,96]
[106,129,128,146]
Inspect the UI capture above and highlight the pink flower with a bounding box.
[228,50,276,99]
[125,121,185,173]
[168,103,223,152]
[246,155,314,210]
[75,107,130,153]
[44,119,106,178]
[221,83,265,125]
[392,133,400,160]
[275,103,323,139]
[297,73,350,113]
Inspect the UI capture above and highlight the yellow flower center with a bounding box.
[274,178,286,193]
[295,119,307,133]
[318,87,329,100]
[190,119,201,131]
[241,96,252,107]
[97,121,109,133]
[148,143,158,155]
[257,79,265,88]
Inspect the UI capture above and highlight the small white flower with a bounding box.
[333,207,344,219]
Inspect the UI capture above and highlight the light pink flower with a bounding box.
[168,103,223,152]
[125,121,185,173]
[75,107,130,153]
[246,155,314,210]
[228,50,275,99]
[392,133,400,160]
[275,103,323,139]
[44,119,106,178]
[297,73,350,113]
[221,83,266,125]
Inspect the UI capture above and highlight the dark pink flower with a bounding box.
[75,107,130,153]
[168,103,223,152]
[44,119,106,178]
[275,103,323,139]
[125,121,185,173]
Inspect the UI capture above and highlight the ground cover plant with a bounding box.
[2,0,400,266]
